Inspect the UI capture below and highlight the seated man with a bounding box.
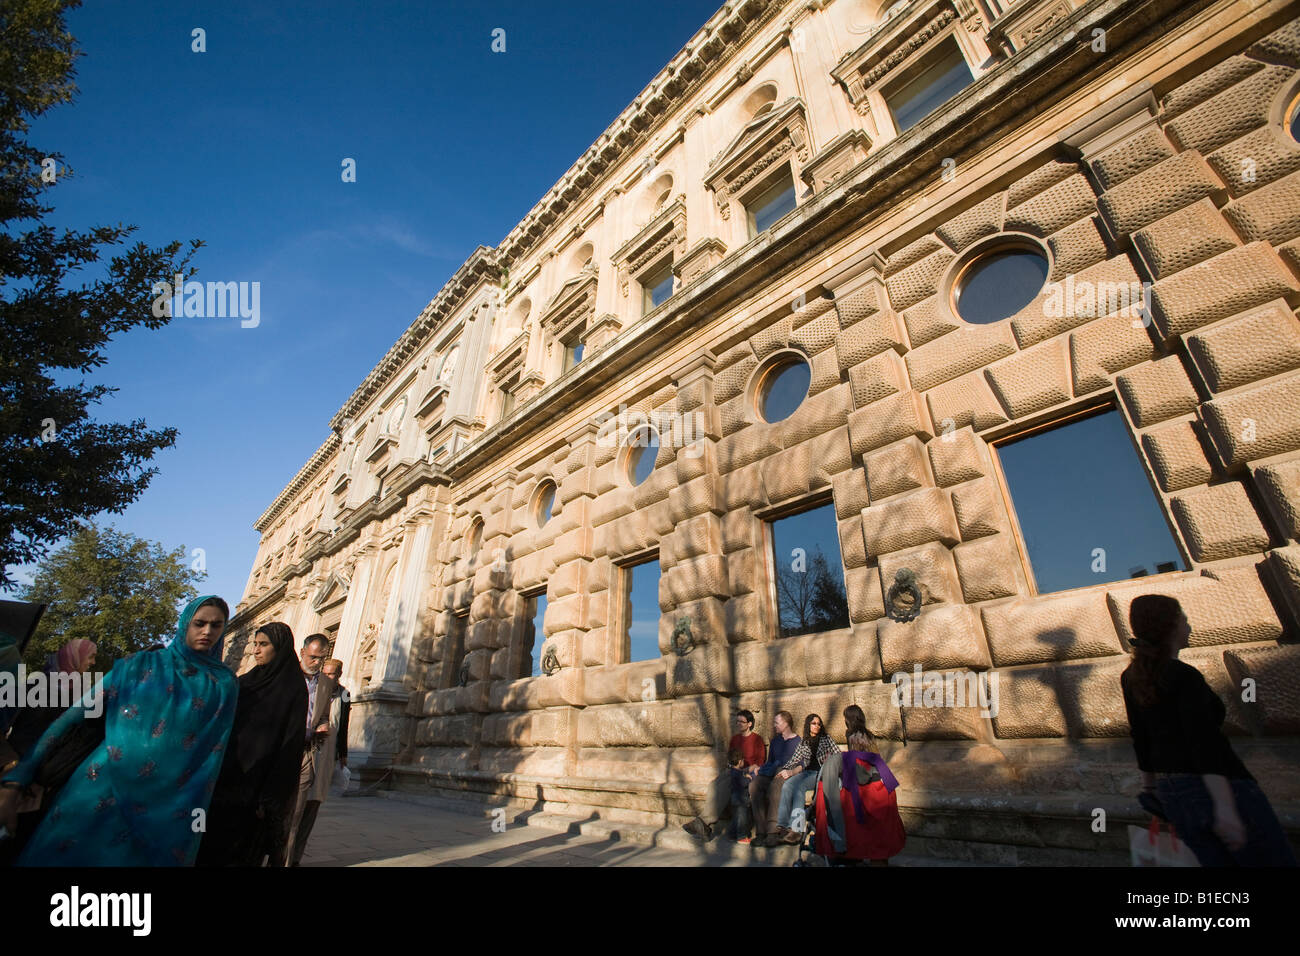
[750,710,800,846]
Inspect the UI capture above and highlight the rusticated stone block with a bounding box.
[720,394,749,437]
[885,235,946,276]
[799,622,883,685]
[1055,657,1130,738]
[671,695,727,747]
[981,591,1123,667]
[905,323,1018,392]
[721,507,757,553]
[1186,300,1300,393]
[936,193,1005,251]
[1265,546,1300,624]
[1207,126,1300,198]
[845,565,885,623]
[1141,420,1214,493]
[1254,459,1300,538]
[877,604,990,674]
[1004,173,1097,237]
[623,659,667,703]
[490,675,539,713]
[1164,64,1293,156]
[848,348,907,408]
[577,700,671,748]
[670,473,723,522]
[549,559,588,599]
[847,389,934,455]
[860,486,959,556]
[1133,197,1240,280]
[886,247,955,313]
[666,643,735,697]
[989,666,1067,738]
[1222,645,1300,734]
[726,547,755,596]
[583,664,628,705]
[724,592,765,642]
[1098,150,1224,237]
[1091,124,1177,190]
[1223,170,1300,245]
[1171,482,1271,562]
[760,427,851,503]
[927,427,984,487]
[831,466,869,520]
[1046,215,1110,280]
[1007,159,1078,207]
[751,315,792,360]
[718,423,782,473]
[1115,355,1199,428]
[1013,255,1144,349]
[1160,54,1262,119]
[720,462,767,512]
[774,383,852,449]
[838,514,867,570]
[1248,18,1300,65]
[953,534,1020,603]
[806,346,840,398]
[864,436,928,501]
[879,541,961,607]
[733,638,807,692]
[925,370,1009,432]
[834,307,907,370]
[897,694,987,741]
[530,707,572,748]
[1070,312,1158,394]
[791,309,840,357]
[1150,242,1299,338]
[663,553,729,605]
[535,667,584,709]
[902,295,960,347]
[951,478,1004,540]
[1201,373,1300,466]
[1106,566,1282,648]
[986,338,1072,419]
[675,513,720,561]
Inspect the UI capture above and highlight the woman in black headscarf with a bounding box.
[196,622,308,866]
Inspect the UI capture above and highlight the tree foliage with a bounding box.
[17,522,202,668]
[0,0,202,587]
[775,547,849,637]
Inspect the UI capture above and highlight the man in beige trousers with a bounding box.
[278,633,338,867]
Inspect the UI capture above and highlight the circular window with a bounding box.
[953,244,1049,325]
[758,357,811,423]
[626,427,660,485]
[466,517,484,558]
[534,481,557,527]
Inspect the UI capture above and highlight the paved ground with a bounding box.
[298,791,987,867]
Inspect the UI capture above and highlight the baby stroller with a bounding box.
[793,751,906,867]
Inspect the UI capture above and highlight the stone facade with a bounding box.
[229,0,1300,861]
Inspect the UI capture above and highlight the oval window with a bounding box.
[758,358,811,423]
[954,246,1049,325]
[534,481,557,527]
[626,427,660,485]
[466,517,484,558]
[1290,98,1300,143]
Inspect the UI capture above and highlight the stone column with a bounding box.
[371,518,436,694]
[334,550,376,688]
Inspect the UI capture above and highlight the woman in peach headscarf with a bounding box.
[5,639,99,761]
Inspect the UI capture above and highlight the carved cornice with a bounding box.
[613,197,688,297]
[487,328,529,383]
[254,434,339,532]
[831,0,958,105]
[539,271,598,335]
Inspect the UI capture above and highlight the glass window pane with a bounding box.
[884,39,975,134]
[996,409,1186,593]
[750,169,797,236]
[525,592,548,678]
[626,559,662,662]
[643,262,674,313]
[770,502,850,638]
[957,249,1048,324]
[628,428,660,485]
[1290,104,1300,143]
[501,388,516,417]
[760,360,811,423]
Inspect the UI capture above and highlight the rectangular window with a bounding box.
[642,260,674,315]
[882,38,975,134]
[746,167,798,238]
[563,339,585,372]
[523,589,548,678]
[501,385,517,418]
[768,500,850,638]
[993,406,1187,594]
[621,556,662,663]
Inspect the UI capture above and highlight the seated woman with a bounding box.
[773,713,837,845]
[816,704,904,862]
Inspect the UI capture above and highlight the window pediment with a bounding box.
[312,570,351,611]
[487,327,529,381]
[704,98,810,220]
[614,196,687,299]
[832,0,959,113]
[539,270,598,336]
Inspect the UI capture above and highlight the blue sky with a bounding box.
[14,0,722,607]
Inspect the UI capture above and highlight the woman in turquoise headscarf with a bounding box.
[0,596,239,866]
